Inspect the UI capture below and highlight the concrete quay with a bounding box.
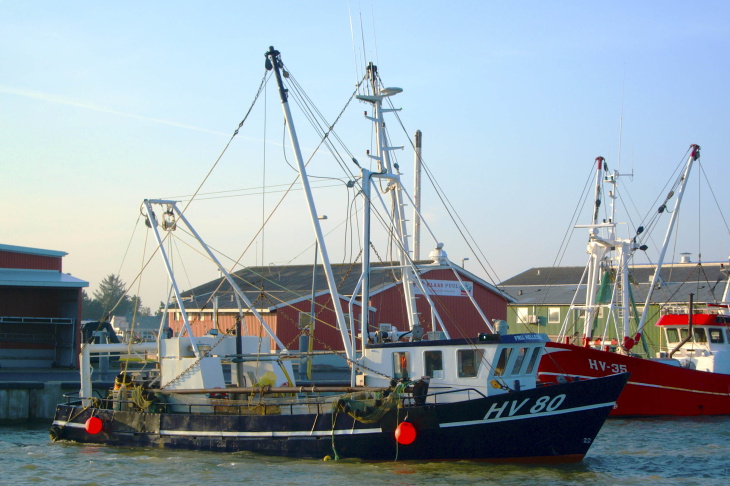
[0,368,113,424]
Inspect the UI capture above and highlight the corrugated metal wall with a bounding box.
[165,269,507,353]
[371,268,506,340]
[0,288,62,316]
[0,251,62,271]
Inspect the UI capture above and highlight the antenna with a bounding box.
[348,0,362,88]
[617,82,624,172]
[617,65,626,172]
[370,2,379,67]
[359,12,367,89]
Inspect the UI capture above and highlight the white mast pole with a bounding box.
[266,47,354,363]
[632,144,700,348]
[413,130,422,261]
[142,200,200,358]
[583,157,606,344]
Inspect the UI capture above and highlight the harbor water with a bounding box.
[2,417,729,485]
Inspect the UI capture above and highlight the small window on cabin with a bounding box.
[458,349,484,378]
[525,347,542,374]
[666,328,679,343]
[393,352,410,380]
[424,350,443,379]
[680,328,690,341]
[709,328,725,344]
[493,348,513,377]
[511,348,528,375]
[548,308,560,324]
[694,328,707,343]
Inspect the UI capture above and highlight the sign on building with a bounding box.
[413,279,473,297]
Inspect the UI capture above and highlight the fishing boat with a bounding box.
[50,47,627,462]
[538,145,730,416]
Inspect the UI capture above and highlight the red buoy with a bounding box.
[395,421,416,445]
[85,416,103,435]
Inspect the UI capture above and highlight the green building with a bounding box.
[499,258,729,358]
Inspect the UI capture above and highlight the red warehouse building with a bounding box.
[167,257,512,354]
[0,244,88,368]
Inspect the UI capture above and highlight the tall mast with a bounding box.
[413,130,422,261]
[630,144,700,350]
[356,63,421,339]
[581,157,608,343]
[265,47,354,362]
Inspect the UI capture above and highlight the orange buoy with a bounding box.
[85,416,103,435]
[395,421,416,445]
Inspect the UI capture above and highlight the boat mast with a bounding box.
[575,157,635,346]
[630,144,700,350]
[579,157,609,344]
[604,163,634,346]
[413,130,422,261]
[265,47,354,362]
[356,63,422,339]
[723,257,730,303]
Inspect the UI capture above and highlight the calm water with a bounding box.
[2,418,729,485]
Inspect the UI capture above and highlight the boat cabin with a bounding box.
[359,333,547,399]
[656,313,730,374]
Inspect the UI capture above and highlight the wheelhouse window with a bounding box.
[694,328,707,343]
[680,328,690,341]
[493,348,513,377]
[709,328,725,344]
[424,350,443,379]
[666,328,679,344]
[511,347,528,375]
[458,349,484,378]
[393,352,410,380]
[525,347,541,374]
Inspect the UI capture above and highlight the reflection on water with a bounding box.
[1,418,729,486]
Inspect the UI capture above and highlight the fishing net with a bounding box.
[332,382,409,423]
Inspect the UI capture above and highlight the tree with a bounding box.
[88,274,150,319]
[81,289,103,320]
[92,274,128,318]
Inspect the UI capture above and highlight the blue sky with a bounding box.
[2,1,729,309]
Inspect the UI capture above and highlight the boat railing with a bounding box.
[401,387,487,407]
[63,388,106,405]
[97,392,341,416]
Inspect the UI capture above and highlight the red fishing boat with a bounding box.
[538,145,730,416]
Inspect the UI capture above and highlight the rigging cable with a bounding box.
[110,71,272,314]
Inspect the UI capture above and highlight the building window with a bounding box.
[298,312,314,330]
[458,349,483,377]
[515,307,529,324]
[424,350,443,379]
[548,308,560,324]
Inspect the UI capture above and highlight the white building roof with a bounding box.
[0,243,68,258]
[0,268,88,288]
